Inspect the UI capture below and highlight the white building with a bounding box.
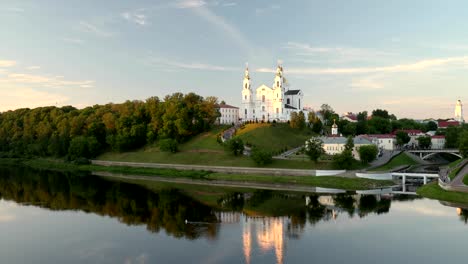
[217,104,239,125]
[241,64,304,122]
[320,136,374,161]
[431,135,446,149]
[455,99,464,123]
[366,134,396,151]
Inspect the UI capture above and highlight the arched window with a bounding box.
[276,108,279,114]
[245,109,247,115]
[262,95,265,102]
[277,81,279,87]
[287,98,290,105]
[277,93,278,98]
[245,83,247,89]
[298,99,301,109]
[244,95,247,100]
[262,106,265,112]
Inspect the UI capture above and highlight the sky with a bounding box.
[0,0,467,120]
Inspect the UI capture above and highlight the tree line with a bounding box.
[0,93,219,159]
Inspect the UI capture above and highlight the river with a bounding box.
[0,166,467,264]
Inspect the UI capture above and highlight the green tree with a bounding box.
[307,112,316,127]
[305,137,324,162]
[371,109,389,119]
[356,111,368,135]
[417,136,432,149]
[251,148,273,165]
[458,131,468,158]
[319,104,336,126]
[358,145,379,164]
[342,122,357,136]
[297,111,306,130]
[290,112,299,128]
[345,136,354,151]
[425,121,438,132]
[368,116,392,134]
[312,119,323,134]
[332,150,355,169]
[159,138,179,153]
[445,126,460,148]
[68,136,89,160]
[225,137,244,156]
[396,131,410,147]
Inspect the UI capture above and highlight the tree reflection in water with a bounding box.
[0,165,411,242]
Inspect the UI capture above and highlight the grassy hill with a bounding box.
[236,123,313,154]
[98,124,328,169]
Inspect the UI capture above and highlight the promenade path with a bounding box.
[93,171,332,192]
[450,162,468,189]
[92,160,316,176]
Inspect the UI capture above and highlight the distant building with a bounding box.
[455,99,464,123]
[320,136,374,160]
[241,63,305,122]
[431,135,446,149]
[317,122,373,160]
[365,134,396,151]
[341,112,358,123]
[438,120,460,129]
[394,129,425,147]
[216,104,239,125]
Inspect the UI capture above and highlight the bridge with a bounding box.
[392,172,439,194]
[406,149,462,160]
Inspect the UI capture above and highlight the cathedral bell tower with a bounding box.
[242,64,253,121]
[273,64,284,91]
[455,99,464,123]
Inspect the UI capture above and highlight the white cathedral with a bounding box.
[241,64,304,122]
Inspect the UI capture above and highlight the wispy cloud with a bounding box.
[2,7,24,13]
[146,57,238,72]
[284,41,396,63]
[78,21,113,37]
[26,66,40,70]
[188,5,253,55]
[174,0,207,9]
[222,2,237,7]
[122,10,148,26]
[62,37,84,44]
[0,87,69,111]
[0,60,17,67]
[350,75,384,91]
[255,4,280,15]
[4,73,94,88]
[256,55,468,75]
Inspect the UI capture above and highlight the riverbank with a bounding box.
[417,182,468,204]
[0,158,393,190]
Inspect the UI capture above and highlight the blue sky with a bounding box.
[0,0,467,119]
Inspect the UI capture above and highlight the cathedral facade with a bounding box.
[241,64,304,122]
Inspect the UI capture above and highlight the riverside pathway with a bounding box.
[92,160,316,176]
[450,162,468,190]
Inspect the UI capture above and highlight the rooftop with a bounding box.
[217,104,239,109]
[284,90,301,95]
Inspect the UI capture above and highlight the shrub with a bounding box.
[225,137,244,156]
[159,138,179,153]
[358,145,379,164]
[74,157,91,165]
[251,148,273,165]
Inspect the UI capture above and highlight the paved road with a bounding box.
[274,146,303,160]
[366,150,401,171]
[451,161,468,187]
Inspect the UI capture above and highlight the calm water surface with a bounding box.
[0,166,467,264]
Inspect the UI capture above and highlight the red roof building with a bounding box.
[438,120,459,129]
